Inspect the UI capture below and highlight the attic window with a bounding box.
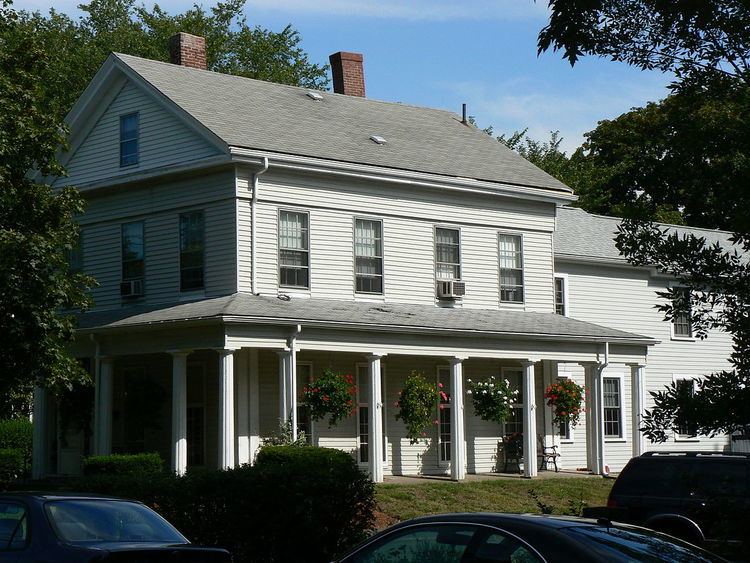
[306,91,324,101]
[370,135,387,145]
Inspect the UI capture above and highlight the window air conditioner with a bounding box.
[437,280,466,299]
[120,278,144,297]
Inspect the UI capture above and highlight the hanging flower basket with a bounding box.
[466,376,519,425]
[302,368,356,427]
[544,379,584,428]
[395,371,442,444]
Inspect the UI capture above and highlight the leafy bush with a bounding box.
[395,371,439,443]
[544,379,585,427]
[467,376,519,424]
[303,368,356,427]
[0,449,24,484]
[82,452,164,475]
[0,418,32,477]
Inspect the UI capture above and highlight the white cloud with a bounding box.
[245,0,548,21]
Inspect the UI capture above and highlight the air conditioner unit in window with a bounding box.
[436,280,466,299]
[120,278,144,297]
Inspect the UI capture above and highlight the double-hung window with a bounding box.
[674,377,699,438]
[119,113,139,167]
[603,377,623,438]
[354,218,383,294]
[435,228,461,280]
[278,210,309,288]
[554,275,567,316]
[356,364,387,464]
[672,288,693,338]
[502,368,524,436]
[121,221,144,281]
[499,234,524,303]
[437,366,451,463]
[297,363,313,445]
[66,231,84,273]
[179,211,205,292]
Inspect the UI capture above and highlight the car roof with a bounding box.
[387,513,607,530]
[0,491,137,502]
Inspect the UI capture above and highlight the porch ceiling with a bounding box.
[75,293,656,345]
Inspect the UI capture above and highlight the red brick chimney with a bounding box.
[329,52,365,97]
[169,32,207,70]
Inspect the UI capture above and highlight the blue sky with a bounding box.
[15,0,672,153]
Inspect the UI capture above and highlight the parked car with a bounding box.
[606,452,750,556]
[0,492,231,562]
[334,513,725,562]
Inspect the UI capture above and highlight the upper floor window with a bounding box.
[499,234,524,303]
[554,275,567,316]
[278,210,309,288]
[672,288,693,338]
[121,221,144,281]
[674,377,699,439]
[66,231,84,273]
[435,227,461,280]
[119,113,139,167]
[355,218,383,294]
[603,377,623,438]
[180,211,205,292]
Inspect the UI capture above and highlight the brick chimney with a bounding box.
[169,32,207,70]
[329,52,365,97]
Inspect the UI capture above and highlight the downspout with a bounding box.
[597,341,610,476]
[250,157,270,295]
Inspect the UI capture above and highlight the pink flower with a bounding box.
[438,383,444,388]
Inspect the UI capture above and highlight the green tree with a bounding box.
[0,2,94,416]
[15,0,328,119]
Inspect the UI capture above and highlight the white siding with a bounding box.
[79,170,237,310]
[57,81,220,188]
[556,261,734,471]
[241,168,556,312]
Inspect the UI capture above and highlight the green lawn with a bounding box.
[374,476,614,528]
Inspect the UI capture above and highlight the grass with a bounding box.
[374,476,614,528]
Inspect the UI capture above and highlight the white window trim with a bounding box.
[553,273,569,317]
[497,231,526,307]
[603,372,627,442]
[668,284,696,341]
[355,363,388,466]
[672,374,701,442]
[434,225,462,282]
[119,112,139,168]
[297,361,314,445]
[556,375,575,443]
[436,365,451,466]
[120,220,145,287]
[277,208,311,291]
[353,216,385,296]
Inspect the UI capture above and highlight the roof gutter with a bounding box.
[251,156,270,295]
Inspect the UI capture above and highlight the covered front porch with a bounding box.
[32,294,654,482]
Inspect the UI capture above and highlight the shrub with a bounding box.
[0,418,32,477]
[303,368,356,427]
[467,376,519,424]
[0,449,24,484]
[82,452,164,476]
[544,379,585,427]
[395,371,439,443]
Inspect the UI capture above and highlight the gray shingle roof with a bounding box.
[76,292,653,343]
[555,206,738,262]
[114,53,572,193]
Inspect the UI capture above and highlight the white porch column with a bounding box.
[521,360,538,478]
[248,348,261,463]
[583,362,605,475]
[31,385,47,480]
[629,363,647,458]
[289,344,298,442]
[236,350,250,466]
[449,357,467,481]
[218,349,236,470]
[170,351,190,476]
[367,354,385,483]
[277,350,290,428]
[95,357,114,456]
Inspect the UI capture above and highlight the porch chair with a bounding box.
[537,434,560,472]
[500,433,523,474]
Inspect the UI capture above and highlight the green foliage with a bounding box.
[0,4,94,417]
[0,449,24,484]
[395,371,439,444]
[0,418,32,478]
[261,419,308,448]
[615,219,750,441]
[72,447,374,562]
[303,368,356,427]
[544,379,584,428]
[82,452,164,475]
[12,0,328,120]
[466,376,518,425]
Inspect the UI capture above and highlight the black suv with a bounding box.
[606,452,749,557]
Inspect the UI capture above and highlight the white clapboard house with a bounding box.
[31,33,733,481]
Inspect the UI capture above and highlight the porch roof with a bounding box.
[75,293,656,345]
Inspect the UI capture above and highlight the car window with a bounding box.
[347,524,478,562]
[613,460,692,498]
[562,526,724,562]
[0,501,28,551]
[687,461,748,497]
[469,530,543,563]
[45,500,185,544]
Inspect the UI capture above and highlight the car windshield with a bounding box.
[562,526,724,562]
[45,500,186,545]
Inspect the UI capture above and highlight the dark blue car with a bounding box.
[0,492,231,562]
